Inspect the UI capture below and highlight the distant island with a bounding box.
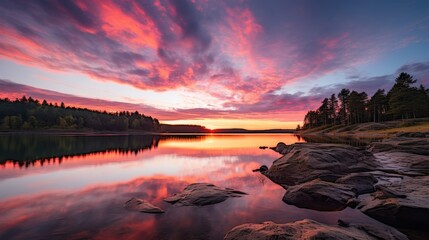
[161,124,293,133]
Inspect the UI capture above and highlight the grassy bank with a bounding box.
[299,118,429,139]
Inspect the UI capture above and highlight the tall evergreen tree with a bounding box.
[387,72,418,119]
[338,89,350,125]
[368,89,388,122]
[318,98,329,125]
[328,94,339,124]
[347,91,368,124]
[303,110,318,128]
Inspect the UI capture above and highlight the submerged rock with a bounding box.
[164,183,247,206]
[359,176,429,229]
[124,197,164,214]
[224,219,408,240]
[282,179,357,211]
[264,143,378,186]
[252,165,268,172]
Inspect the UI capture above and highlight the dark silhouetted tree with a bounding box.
[368,89,388,122]
[318,98,329,125]
[338,88,350,125]
[328,94,339,124]
[387,72,418,119]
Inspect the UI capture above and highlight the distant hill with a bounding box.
[160,124,210,133]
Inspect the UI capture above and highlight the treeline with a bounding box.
[302,72,429,129]
[0,96,160,131]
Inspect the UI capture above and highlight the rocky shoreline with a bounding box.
[226,134,429,239]
[123,134,428,239]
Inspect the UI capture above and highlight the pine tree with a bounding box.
[368,89,388,122]
[338,89,350,125]
[387,72,417,119]
[328,94,339,124]
[318,98,329,125]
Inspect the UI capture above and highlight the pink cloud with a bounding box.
[0,0,427,124]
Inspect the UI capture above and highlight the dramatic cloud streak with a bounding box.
[0,0,428,127]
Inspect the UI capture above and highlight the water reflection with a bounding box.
[0,176,380,240]
[0,134,386,239]
[0,134,208,167]
[0,134,301,168]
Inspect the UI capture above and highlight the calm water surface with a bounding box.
[0,134,383,239]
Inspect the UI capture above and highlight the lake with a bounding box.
[0,134,384,239]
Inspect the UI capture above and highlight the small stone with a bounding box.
[164,183,247,207]
[124,197,164,214]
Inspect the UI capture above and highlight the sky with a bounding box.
[0,0,429,129]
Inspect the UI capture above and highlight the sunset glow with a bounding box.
[1,1,429,128]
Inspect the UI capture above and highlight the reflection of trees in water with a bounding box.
[0,134,205,167]
[159,134,206,142]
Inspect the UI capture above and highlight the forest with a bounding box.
[301,72,429,129]
[0,97,160,132]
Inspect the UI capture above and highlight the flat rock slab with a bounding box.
[359,176,429,229]
[265,143,378,186]
[282,179,357,211]
[373,151,429,175]
[224,219,408,240]
[124,197,164,214]
[164,183,247,206]
[335,172,378,194]
[368,137,429,156]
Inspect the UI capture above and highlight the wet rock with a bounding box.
[396,132,427,138]
[282,179,357,211]
[368,137,429,155]
[164,183,247,206]
[374,185,407,198]
[271,142,288,154]
[335,172,378,194]
[372,150,429,175]
[374,137,429,175]
[224,219,408,240]
[359,176,429,229]
[252,165,268,172]
[124,197,164,214]
[264,143,378,186]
